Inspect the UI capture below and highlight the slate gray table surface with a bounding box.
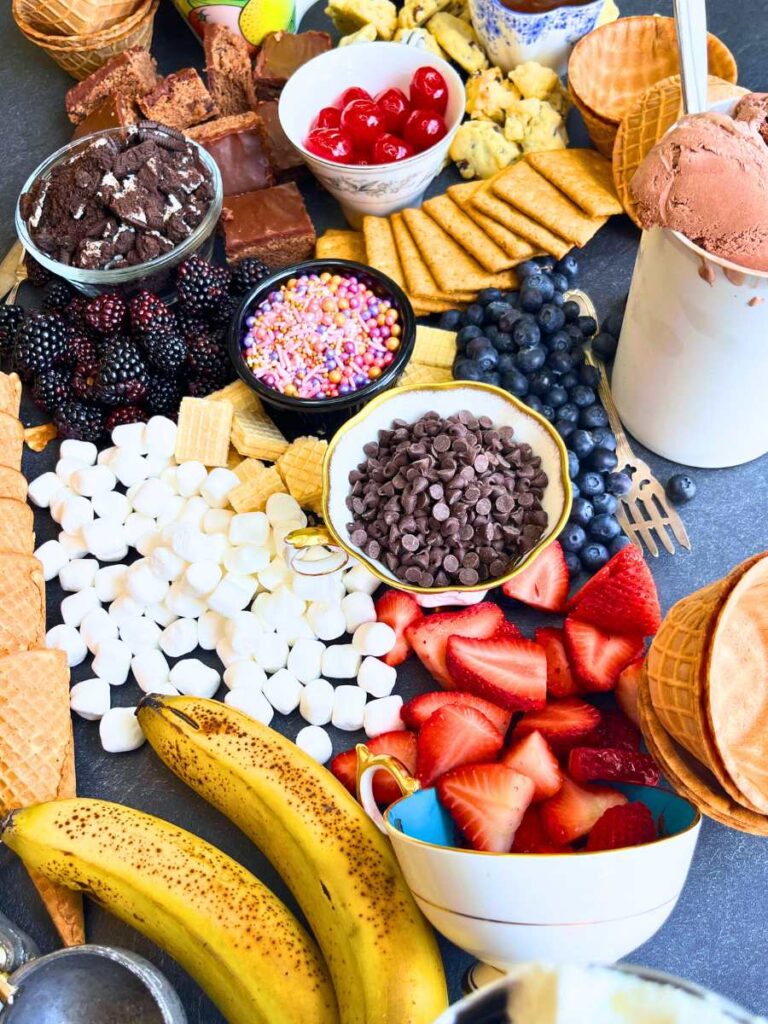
[2,0,767,1019]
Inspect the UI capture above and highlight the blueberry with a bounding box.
[603,298,627,338]
[557,402,579,424]
[501,370,529,397]
[580,543,610,573]
[610,535,632,556]
[588,447,618,473]
[482,371,501,387]
[563,550,582,576]
[592,331,619,361]
[528,370,554,396]
[666,473,697,504]
[569,429,595,460]
[561,523,587,553]
[570,497,595,528]
[439,309,462,331]
[556,254,579,279]
[576,471,605,497]
[548,351,574,374]
[530,274,555,301]
[606,471,632,496]
[567,450,579,479]
[477,350,500,372]
[539,403,555,421]
[453,359,484,382]
[556,419,576,440]
[550,291,565,308]
[484,325,501,343]
[517,260,539,280]
[550,272,569,294]
[592,493,619,515]
[497,353,516,375]
[591,427,616,451]
[569,385,596,408]
[578,315,598,337]
[520,287,545,313]
[566,324,585,344]
[538,304,566,334]
[512,317,541,349]
[589,514,622,543]
[571,482,581,499]
[526,395,544,414]
[515,346,547,373]
[464,304,485,326]
[498,309,523,333]
[562,300,581,323]
[560,372,579,390]
[546,385,568,408]
[457,325,483,347]
[477,288,503,306]
[570,346,585,367]
[580,404,609,430]
[494,332,514,353]
[485,300,512,324]
[466,336,493,359]
[578,364,600,388]
[547,330,571,353]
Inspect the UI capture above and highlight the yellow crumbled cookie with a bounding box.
[450,119,521,179]
[325,0,397,39]
[597,0,619,26]
[228,464,285,513]
[175,397,234,467]
[393,26,446,57]
[24,423,57,452]
[397,0,450,29]
[339,23,378,44]
[276,437,327,512]
[504,97,568,154]
[509,60,570,114]
[426,13,487,73]
[465,68,521,123]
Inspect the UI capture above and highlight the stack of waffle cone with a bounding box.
[18,0,141,37]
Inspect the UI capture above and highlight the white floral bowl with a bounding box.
[278,43,465,227]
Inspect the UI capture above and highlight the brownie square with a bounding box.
[65,48,159,125]
[253,30,332,100]
[138,68,217,131]
[256,99,304,180]
[204,23,258,117]
[188,113,275,196]
[220,183,316,266]
[72,93,140,139]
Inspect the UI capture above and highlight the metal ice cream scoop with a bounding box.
[674,0,709,114]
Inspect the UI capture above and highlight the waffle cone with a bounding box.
[0,554,46,655]
[18,0,141,38]
[0,649,84,944]
[569,90,617,159]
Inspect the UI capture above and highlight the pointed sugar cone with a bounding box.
[0,555,46,655]
[0,649,84,945]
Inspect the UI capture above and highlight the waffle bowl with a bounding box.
[16,0,141,37]
[569,89,617,159]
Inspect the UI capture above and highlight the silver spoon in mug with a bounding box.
[673,0,710,114]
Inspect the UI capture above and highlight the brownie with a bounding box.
[219,183,315,266]
[138,69,217,131]
[65,48,160,125]
[188,113,275,196]
[203,23,258,117]
[252,30,332,100]
[72,93,140,140]
[256,99,304,180]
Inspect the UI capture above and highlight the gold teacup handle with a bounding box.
[356,745,421,834]
[286,526,349,576]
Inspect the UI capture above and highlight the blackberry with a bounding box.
[145,375,182,417]
[71,361,101,402]
[142,328,188,377]
[62,296,89,330]
[85,293,127,335]
[175,310,207,337]
[54,400,105,442]
[42,279,74,313]
[229,257,270,296]
[186,332,231,385]
[24,254,51,288]
[67,333,99,368]
[105,405,147,432]
[13,314,69,380]
[186,375,225,398]
[32,368,70,414]
[0,306,25,358]
[96,342,149,405]
[206,293,239,329]
[176,255,231,316]
[130,290,175,337]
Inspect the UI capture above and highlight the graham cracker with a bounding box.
[0,467,27,503]
[471,183,571,258]
[398,362,454,386]
[0,498,34,554]
[0,373,22,418]
[315,229,367,262]
[412,298,461,315]
[24,423,58,452]
[423,194,514,273]
[0,412,25,472]
[0,555,46,655]
[527,148,623,218]
[413,326,457,369]
[391,213,475,305]
[276,436,327,512]
[175,397,234,467]
[449,181,540,261]
[228,464,285,513]
[362,216,406,288]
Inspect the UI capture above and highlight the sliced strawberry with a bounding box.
[568,747,660,787]
[331,730,417,806]
[416,704,504,786]
[405,602,504,688]
[492,620,523,641]
[502,730,563,801]
[584,709,640,751]
[567,545,661,636]
[446,633,546,710]
[586,802,657,852]
[616,657,644,726]
[511,805,568,853]
[564,617,645,692]
[514,697,602,752]
[437,763,535,853]
[501,541,569,613]
[540,777,627,845]
[535,626,579,698]
[401,690,512,737]
[374,590,423,667]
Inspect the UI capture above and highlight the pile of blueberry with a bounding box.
[441,257,628,578]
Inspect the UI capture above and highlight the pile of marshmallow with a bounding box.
[31,417,404,765]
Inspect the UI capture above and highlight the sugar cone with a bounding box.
[0,467,28,503]
[0,412,25,472]
[569,90,616,159]
[0,498,35,554]
[19,0,141,38]
[0,649,84,945]
[0,555,46,655]
[0,374,22,418]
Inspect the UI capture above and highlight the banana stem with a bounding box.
[0,972,17,1004]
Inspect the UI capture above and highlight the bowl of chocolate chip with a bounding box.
[16,121,222,298]
[320,381,572,594]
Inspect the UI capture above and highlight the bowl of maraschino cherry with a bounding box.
[278,42,465,225]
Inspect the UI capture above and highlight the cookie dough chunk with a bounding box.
[394,26,446,58]
[509,60,570,113]
[466,68,521,123]
[427,13,488,73]
[397,0,450,29]
[325,0,397,40]
[504,97,568,154]
[339,23,378,44]
[450,119,520,179]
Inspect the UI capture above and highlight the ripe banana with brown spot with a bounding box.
[1,798,339,1024]
[138,694,449,1024]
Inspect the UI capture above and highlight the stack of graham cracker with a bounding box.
[0,372,83,947]
[316,149,622,314]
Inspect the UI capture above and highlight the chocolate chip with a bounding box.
[459,567,479,585]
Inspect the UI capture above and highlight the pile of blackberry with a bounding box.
[444,256,627,579]
[6,255,271,441]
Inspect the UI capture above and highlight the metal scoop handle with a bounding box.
[674,0,709,114]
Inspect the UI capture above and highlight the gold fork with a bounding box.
[570,290,691,558]
[0,242,27,305]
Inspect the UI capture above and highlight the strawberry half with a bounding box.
[584,709,640,752]
[437,763,535,853]
[586,802,657,852]
[564,617,644,692]
[501,542,569,613]
[401,690,513,737]
[416,704,504,786]
[540,777,627,845]
[568,747,661,787]
[616,657,644,726]
[567,545,661,636]
[514,697,602,752]
[492,620,523,641]
[511,805,568,854]
[405,602,504,688]
[374,590,423,667]
[331,730,417,806]
[502,730,563,802]
[535,626,578,698]
[446,633,546,710]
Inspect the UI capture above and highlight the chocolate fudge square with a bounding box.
[220,183,316,266]
[72,93,140,139]
[138,69,217,131]
[256,99,304,180]
[189,113,275,196]
[253,30,332,100]
[65,48,159,124]
[204,23,258,117]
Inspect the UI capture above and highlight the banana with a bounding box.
[1,799,338,1024]
[138,695,448,1024]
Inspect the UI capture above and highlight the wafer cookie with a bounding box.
[228,464,285,513]
[175,397,234,467]
[315,229,367,261]
[413,326,456,368]
[398,362,453,386]
[276,436,327,512]
[0,554,46,655]
[209,380,289,461]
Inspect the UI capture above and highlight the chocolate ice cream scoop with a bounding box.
[734,91,768,144]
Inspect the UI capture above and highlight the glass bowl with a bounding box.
[15,125,223,299]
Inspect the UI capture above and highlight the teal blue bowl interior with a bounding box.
[387,784,698,851]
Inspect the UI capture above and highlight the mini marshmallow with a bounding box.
[143,451,174,479]
[357,656,397,698]
[266,493,303,524]
[341,592,376,634]
[299,678,334,726]
[131,649,170,692]
[262,668,303,715]
[151,546,187,583]
[71,464,117,498]
[83,518,128,562]
[154,495,186,529]
[205,532,229,564]
[126,561,169,606]
[46,623,87,667]
[352,621,396,658]
[178,496,209,530]
[257,558,290,592]
[99,707,145,753]
[170,659,221,698]
[119,616,162,655]
[28,471,63,509]
[250,591,273,631]
[70,678,111,721]
[272,519,307,555]
[135,528,162,559]
[224,660,268,691]
[363,695,404,738]
[203,508,234,534]
[176,461,208,498]
[60,439,97,465]
[257,586,306,631]
[198,609,225,650]
[306,602,346,642]
[160,466,179,493]
[144,603,178,628]
[59,558,99,593]
[275,616,316,645]
[216,638,244,668]
[145,416,177,456]
[91,490,130,523]
[112,421,147,451]
[169,523,210,563]
[111,450,149,488]
[159,618,199,658]
[80,606,119,653]
[97,446,118,467]
[92,637,132,685]
[229,512,269,547]
[49,487,74,524]
[200,467,239,509]
[56,457,87,485]
[131,478,175,518]
[290,566,344,603]
[332,685,367,731]
[61,587,101,628]
[344,563,381,596]
[164,581,206,619]
[321,644,361,679]
[185,560,222,596]
[223,545,270,575]
[61,495,95,536]
[94,564,128,603]
[296,725,333,764]
[58,531,89,559]
[108,594,144,627]
[253,633,289,673]
[225,687,274,725]
[123,513,157,550]
[287,638,325,684]
[35,539,70,581]
[224,611,262,656]
[208,574,258,618]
